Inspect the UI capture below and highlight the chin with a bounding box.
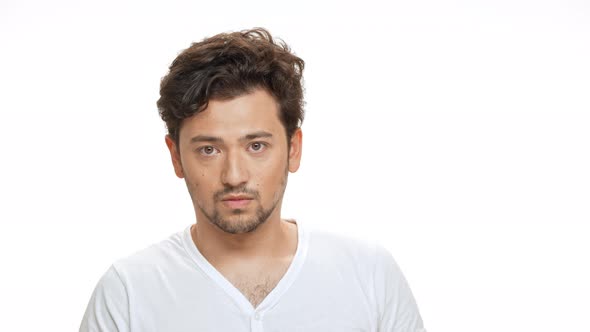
[208,210,259,233]
[217,220,263,234]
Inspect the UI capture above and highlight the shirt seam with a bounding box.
[111,264,131,332]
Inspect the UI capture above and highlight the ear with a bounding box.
[165,135,184,178]
[288,128,303,173]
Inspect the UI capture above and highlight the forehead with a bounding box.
[180,89,285,142]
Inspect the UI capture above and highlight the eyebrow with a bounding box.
[189,131,273,144]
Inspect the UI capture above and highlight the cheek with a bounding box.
[257,160,288,190]
[185,170,208,193]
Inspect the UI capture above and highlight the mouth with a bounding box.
[221,198,253,209]
[221,195,253,209]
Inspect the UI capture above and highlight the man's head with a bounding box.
[157,28,305,148]
[157,28,304,234]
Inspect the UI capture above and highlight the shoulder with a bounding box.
[110,228,190,281]
[305,227,384,270]
[308,228,378,253]
[305,227,406,277]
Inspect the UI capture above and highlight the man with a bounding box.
[80,28,426,332]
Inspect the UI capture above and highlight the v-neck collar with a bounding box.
[181,219,309,315]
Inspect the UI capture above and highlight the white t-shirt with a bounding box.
[80,220,426,332]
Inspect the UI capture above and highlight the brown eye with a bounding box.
[199,146,218,156]
[249,142,267,152]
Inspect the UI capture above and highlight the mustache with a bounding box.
[213,186,260,201]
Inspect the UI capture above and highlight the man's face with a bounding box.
[165,88,302,234]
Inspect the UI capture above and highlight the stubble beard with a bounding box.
[206,197,278,234]
[186,167,288,234]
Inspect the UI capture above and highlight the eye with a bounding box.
[249,142,267,153]
[198,146,219,156]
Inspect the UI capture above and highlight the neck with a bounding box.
[191,209,296,263]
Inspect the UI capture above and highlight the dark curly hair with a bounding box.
[157,28,305,148]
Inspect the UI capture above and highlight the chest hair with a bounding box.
[238,277,276,308]
[228,271,284,308]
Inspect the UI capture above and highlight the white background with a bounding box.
[1,0,589,331]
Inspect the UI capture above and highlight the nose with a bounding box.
[220,150,249,188]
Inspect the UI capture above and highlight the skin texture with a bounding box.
[165,88,302,307]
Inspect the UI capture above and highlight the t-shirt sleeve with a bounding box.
[374,244,427,332]
[79,265,130,332]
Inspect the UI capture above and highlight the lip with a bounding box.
[222,194,253,201]
[222,199,252,209]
